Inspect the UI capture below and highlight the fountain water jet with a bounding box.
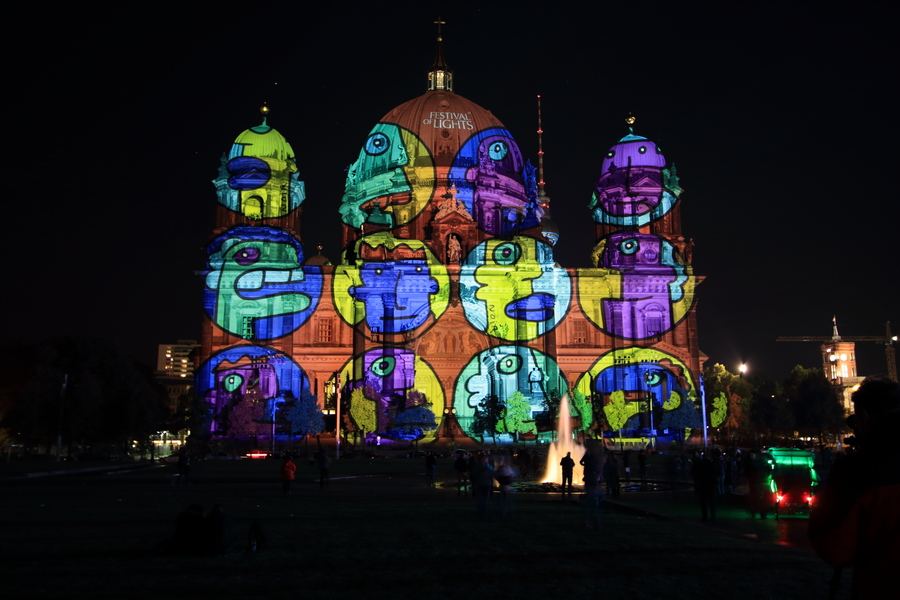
[542,395,585,483]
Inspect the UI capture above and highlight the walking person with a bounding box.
[280,453,296,494]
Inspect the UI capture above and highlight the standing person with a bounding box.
[582,469,602,530]
[603,452,620,496]
[454,451,470,496]
[809,377,900,600]
[692,451,716,521]
[425,451,437,486]
[177,449,191,486]
[560,452,576,499]
[495,456,515,519]
[471,453,494,519]
[580,449,598,485]
[280,453,296,494]
[316,450,332,489]
[637,449,647,481]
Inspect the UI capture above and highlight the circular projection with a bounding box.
[215,126,306,219]
[454,345,567,437]
[460,236,571,341]
[340,123,436,229]
[197,345,310,433]
[579,232,695,340]
[448,128,536,236]
[203,227,323,340]
[574,347,698,432]
[336,347,443,440]
[333,233,449,340]
[589,134,680,228]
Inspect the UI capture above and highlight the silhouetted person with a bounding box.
[495,456,514,518]
[454,451,469,496]
[692,452,716,521]
[637,449,647,480]
[603,453,620,496]
[177,450,191,486]
[809,377,900,599]
[158,503,205,555]
[425,451,437,486]
[560,452,575,499]
[317,450,331,489]
[205,505,237,555]
[471,453,494,519]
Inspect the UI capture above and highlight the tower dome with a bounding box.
[589,130,681,229]
[214,110,306,221]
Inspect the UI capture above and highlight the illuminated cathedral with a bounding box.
[196,38,704,448]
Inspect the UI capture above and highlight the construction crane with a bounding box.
[776,320,897,383]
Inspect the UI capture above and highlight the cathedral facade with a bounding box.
[196,60,704,447]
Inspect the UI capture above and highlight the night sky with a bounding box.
[10,4,897,381]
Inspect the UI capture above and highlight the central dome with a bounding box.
[379,91,506,165]
[340,90,539,236]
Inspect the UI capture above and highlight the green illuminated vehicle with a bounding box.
[765,447,819,518]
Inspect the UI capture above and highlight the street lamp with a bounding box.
[739,364,747,378]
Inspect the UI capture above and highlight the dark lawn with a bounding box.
[0,458,844,599]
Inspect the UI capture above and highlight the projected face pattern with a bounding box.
[460,236,571,341]
[448,128,533,235]
[334,234,449,339]
[589,135,679,227]
[197,345,309,431]
[454,346,566,434]
[578,232,695,340]
[215,127,306,219]
[204,227,323,340]
[340,123,435,229]
[575,347,695,429]
[338,348,444,435]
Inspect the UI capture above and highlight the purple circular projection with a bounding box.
[234,247,261,266]
[601,135,666,174]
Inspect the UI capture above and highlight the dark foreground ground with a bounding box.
[0,457,848,600]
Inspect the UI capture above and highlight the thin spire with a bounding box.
[537,95,550,217]
[832,315,842,341]
[427,19,453,91]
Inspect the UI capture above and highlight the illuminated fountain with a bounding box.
[542,395,584,484]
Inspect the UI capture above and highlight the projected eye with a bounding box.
[644,371,663,386]
[497,354,522,374]
[489,141,509,160]
[235,246,261,266]
[619,238,639,255]
[370,357,395,377]
[365,133,390,156]
[493,242,521,266]
[607,150,615,158]
[224,374,244,392]
[638,146,647,154]
[375,268,384,276]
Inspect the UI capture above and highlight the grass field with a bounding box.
[0,457,844,600]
